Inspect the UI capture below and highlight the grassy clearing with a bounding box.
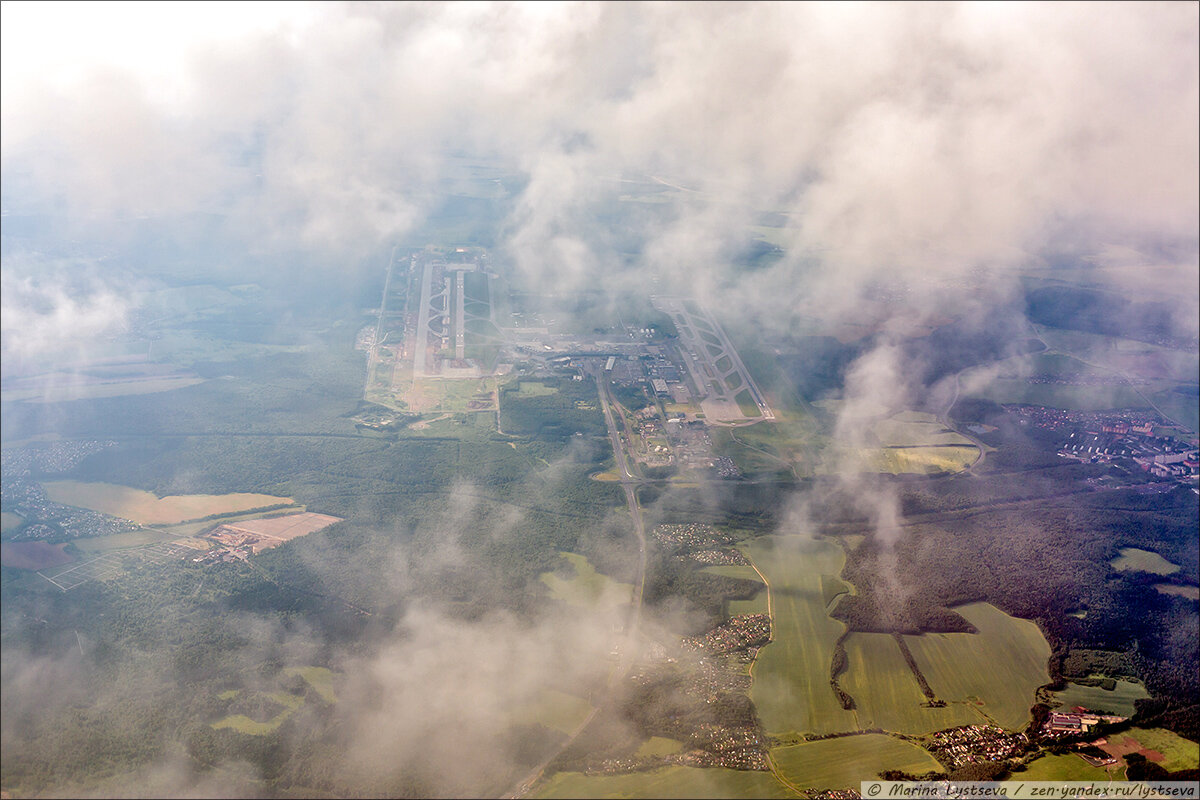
[1155,584,1199,600]
[535,766,798,799]
[734,389,760,418]
[770,734,943,789]
[41,481,293,525]
[516,381,559,397]
[635,736,684,757]
[1052,678,1149,717]
[1009,753,1116,781]
[1110,547,1180,576]
[839,633,983,734]
[1,511,24,531]
[540,552,633,609]
[212,692,303,735]
[903,603,1051,731]
[284,666,337,704]
[741,536,858,737]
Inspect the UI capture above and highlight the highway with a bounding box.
[501,364,647,799]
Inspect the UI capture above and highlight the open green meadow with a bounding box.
[535,765,799,799]
[540,552,633,609]
[902,603,1051,731]
[41,481,293,525]
[1051,678,1149,717]
[839,633,984,734]
[1110,547,1180,576]
[741,536,858,736]
[770,734,943,789]
[1,511,24,531]
[1009,753,1117,781]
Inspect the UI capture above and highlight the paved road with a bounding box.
[501,366,648,799]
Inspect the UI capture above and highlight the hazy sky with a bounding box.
[4,2,1196,285]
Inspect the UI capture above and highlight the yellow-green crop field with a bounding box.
[539,552,632,609]
[741,536,858,736]
[41,481,293,525]
[839,633,983,734]
[829,445,979,475]
[535,765,800,799]
[903,603,1051,731]
[770,734,943,789]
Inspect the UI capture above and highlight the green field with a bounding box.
[535,766,799,799]
[1052,677,1148,717]
[874,446,979,475]
[903,603,1051,731]
[519,688,593,735]
[540,552,633,609]
[839,633,984,734]
[741,536,858,736]
[1,511,24,532]
[822,445,979,476]
[734,389,760,418]
[711,414,822,478]
[1107,727,1200,772]
[1009,753,1116,781]
[873,412,974,447]
[211,691,305,735]
[284,666,337,704]
[516,380,560,397]
[1110,547,1180,576]
[964,377,1149,412]
[770,734,943,789]
[41,481,293,525]
[635,736,684,757]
